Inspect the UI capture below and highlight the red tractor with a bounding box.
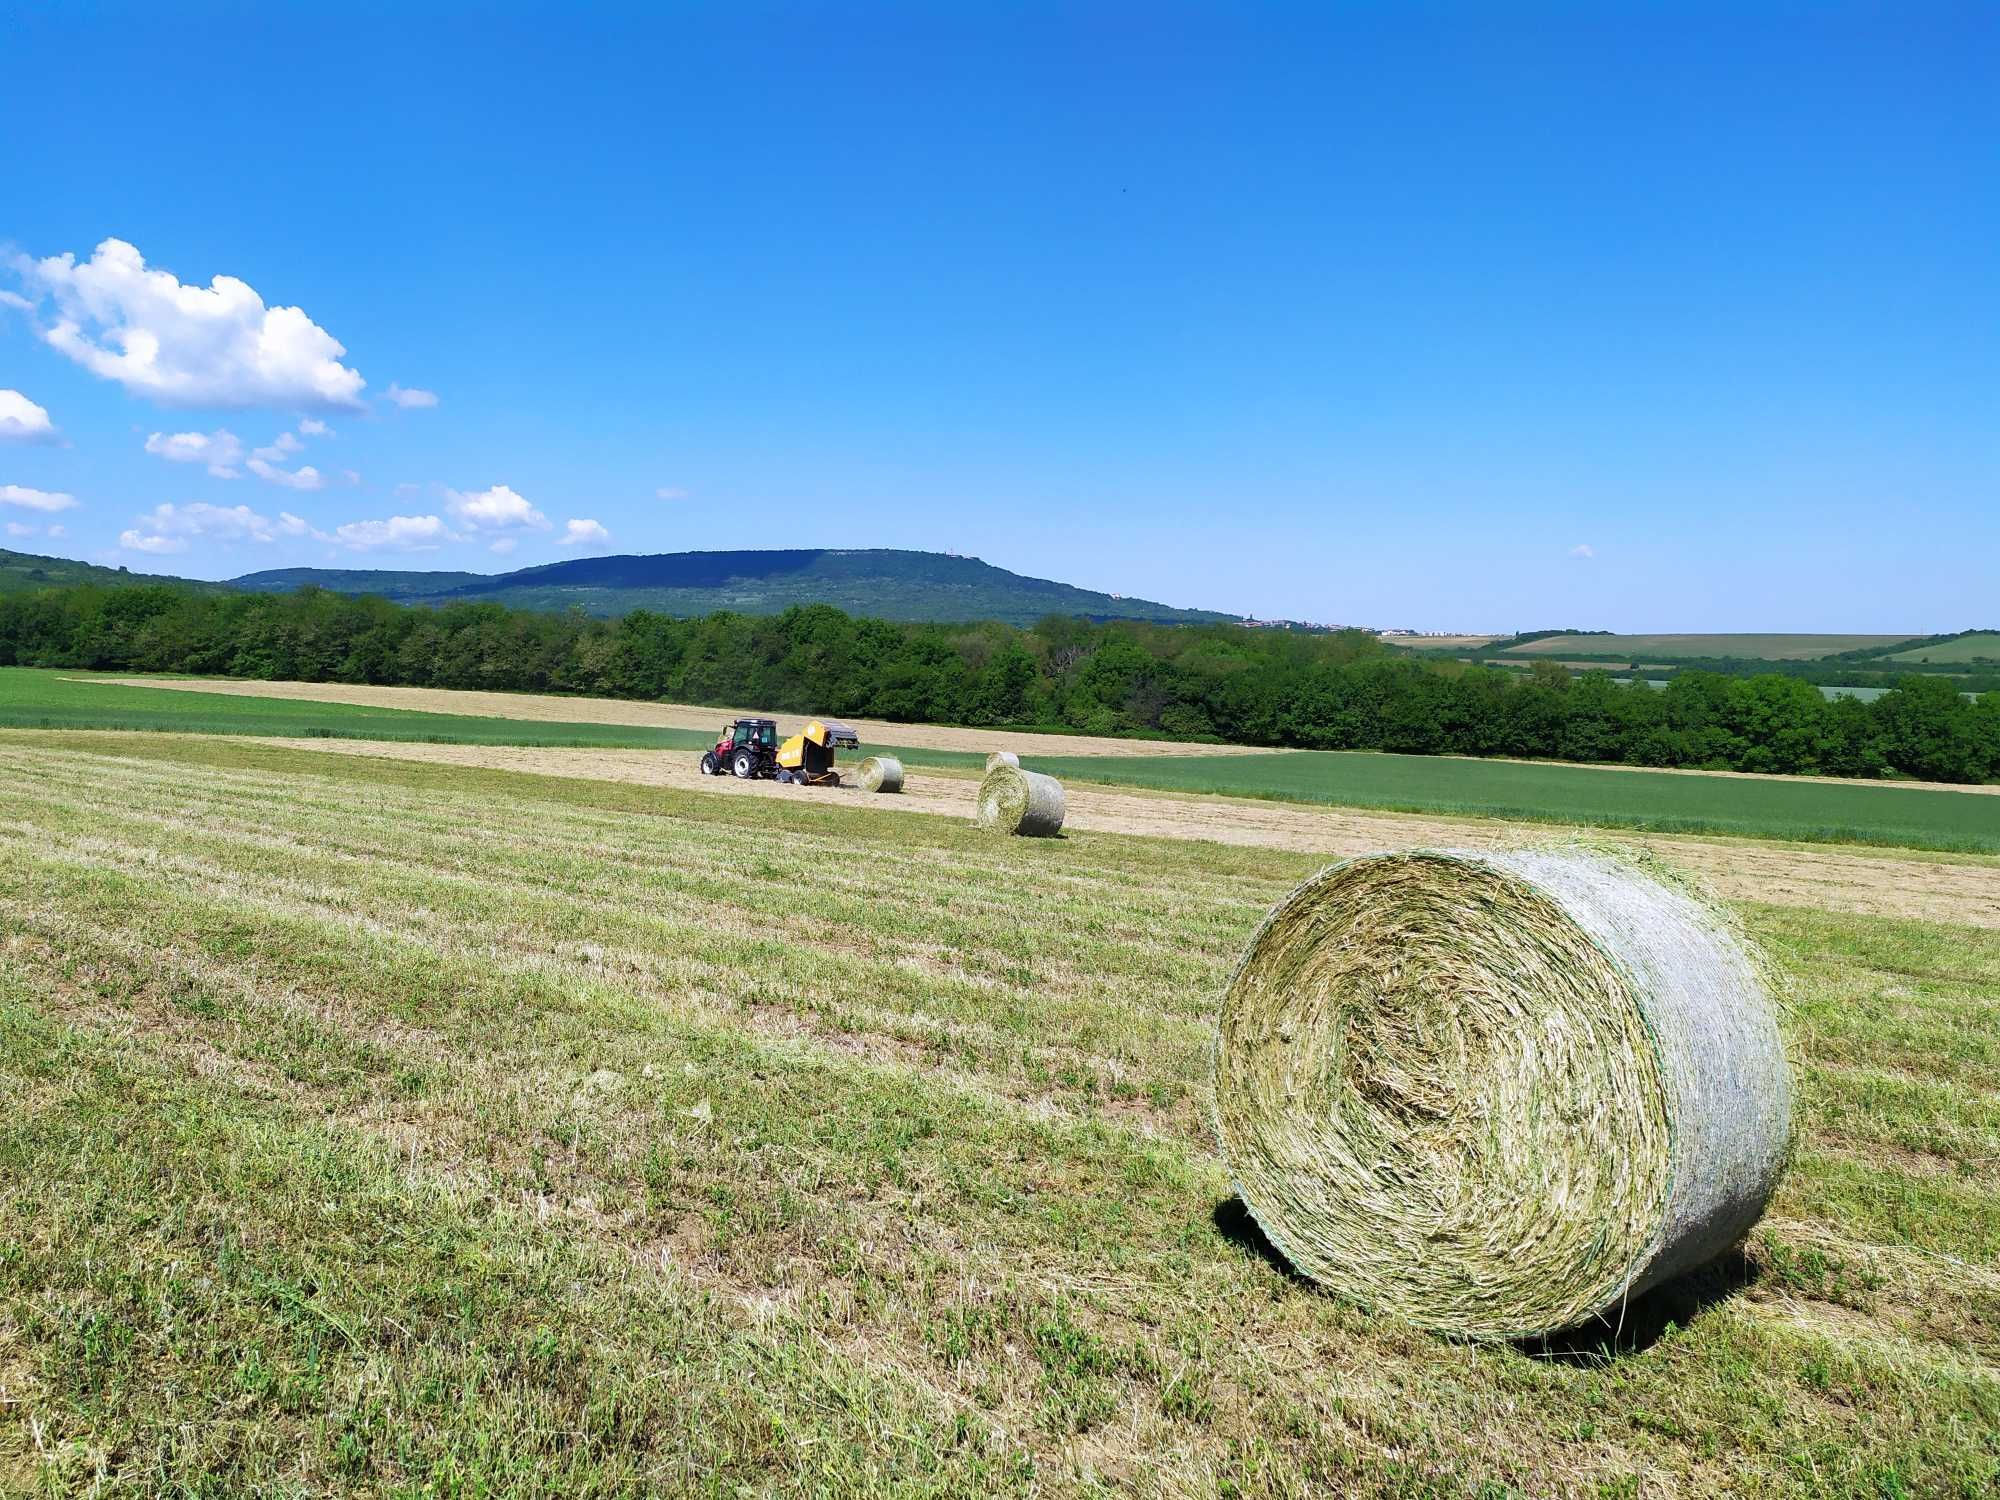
[700,717,781,780]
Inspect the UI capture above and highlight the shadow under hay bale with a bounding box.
[1211,845,1793,1342]
[976,764,1065,836]
[853,755,904,793]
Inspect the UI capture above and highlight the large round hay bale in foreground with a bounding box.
[976,765,1066,837]
[985,750,1020,772]
[1213,846,1792,1340]
[853,755,904,793]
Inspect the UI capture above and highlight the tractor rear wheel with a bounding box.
[732,749,756,779]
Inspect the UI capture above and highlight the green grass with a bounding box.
[0,667,714,748]
[1027,748,2000,854]
[0,730,1993,1495]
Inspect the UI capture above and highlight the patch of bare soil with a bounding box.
[80,677,1270,758]
[261,738,2000,930]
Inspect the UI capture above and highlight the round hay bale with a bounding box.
[1212,846,1792,1340]
[976,765,1065,837]
[985,750,1021,772]
[853,755,905,794]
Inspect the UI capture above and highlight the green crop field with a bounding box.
[1495,634,1914,661]
[0,668,712,749]
[1029,749,2000,854]
[1881,632,2000,665]
[1,730,1993,1495]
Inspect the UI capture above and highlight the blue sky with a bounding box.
[2,3,1993,630]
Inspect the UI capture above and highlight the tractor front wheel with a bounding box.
[699,752,719,776]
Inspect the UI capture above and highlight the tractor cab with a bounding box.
[701,717,780,779]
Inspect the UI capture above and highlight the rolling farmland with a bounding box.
[1491,634,1916,661]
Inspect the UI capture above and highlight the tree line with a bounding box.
[3,582,1996,783]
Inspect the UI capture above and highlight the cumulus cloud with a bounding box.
[488,537,517,555]
[252,431,303,461]
[0,483,78,512]
[0,390,57,443]
[119,529,187,554]
[5,521,36,538]
[1568,543,1596,559]
[13,238,366,410]
[297,417,332,437]
[47,524,65,538]
[332,514,450,551]
[559,518,611,548]
[655,486,690,501]
[121,500,312,549]
[145,428,245,478]
[385,382,438,409]
[446,483,548,532]
[247,457,325,490]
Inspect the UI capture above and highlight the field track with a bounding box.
[262,736,2000,929]
[83,676,1271,757]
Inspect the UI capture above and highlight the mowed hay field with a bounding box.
[3,730,1996,1496]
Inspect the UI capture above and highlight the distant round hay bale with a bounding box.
[1212,846,1792,1340]
[853,755,905,793]
[985,750,1021,772]
[976,765,1066,837]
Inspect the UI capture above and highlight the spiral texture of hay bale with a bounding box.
[853,755,905,794]
[985,750,1021,772]
[976,765,1066,837]
[1212,846,1792,1340]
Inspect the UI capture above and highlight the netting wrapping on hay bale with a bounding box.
[853,755,905,793]
[1211,846,1792,1340]
[976,765,1066,837]
[985,750,1021,772]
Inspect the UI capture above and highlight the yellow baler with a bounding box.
[776,718,860,786]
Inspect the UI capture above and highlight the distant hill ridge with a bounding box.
[0,545,1232,627]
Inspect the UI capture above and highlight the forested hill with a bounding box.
[0,547,233,598]
[232,548,1240,627]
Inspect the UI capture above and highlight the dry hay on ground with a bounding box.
[1214,847,1792,1339]
[81,676,1268,758]
[258,737,2000,929]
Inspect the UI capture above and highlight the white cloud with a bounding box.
[342,469,361,486]
[331,514,449,551]
[297,417,331,437]
[14,238,366,410]
[47,523,65,538]
[252,431,303,461]
[0,390,57,443]
[0,483,78,512]
[123,500,302,547]
[1568,543,1596,559]
[145,428,245,478]
[5,521,36,538]
[119,529,188,555]
[446,483,548,532]
[559,517,611,548]
[655,486,690,501]
[488,537,517,555]
[385,382,438,409]
[247,457,325,491]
